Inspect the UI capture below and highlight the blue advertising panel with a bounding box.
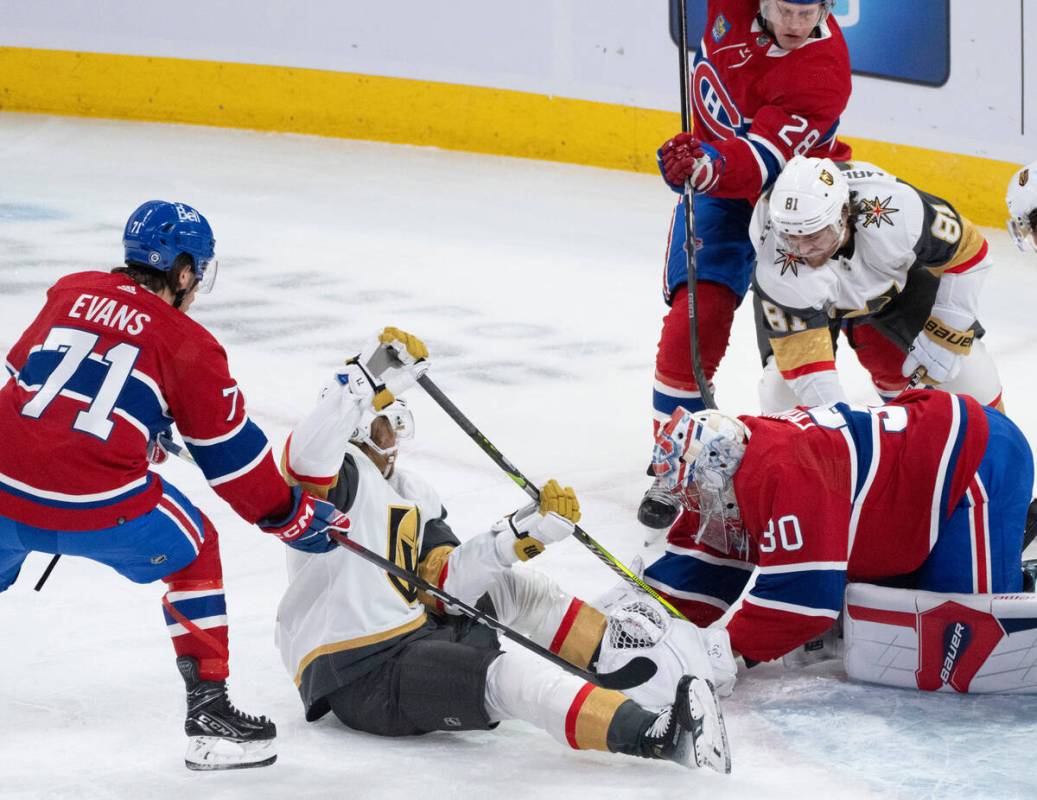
[670,1,950,87]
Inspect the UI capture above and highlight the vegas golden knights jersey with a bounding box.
[749,160,990,381]
[275,445,458,720]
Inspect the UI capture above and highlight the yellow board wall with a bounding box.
[0,46,1018,228]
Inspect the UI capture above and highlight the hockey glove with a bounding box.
[147,430,173,464]
[657,133,723,194]
[901,306,976,384]
[492,479,580,563]
[258,485,347,553]
[374,326,430,398]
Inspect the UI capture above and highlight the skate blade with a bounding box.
[185,735,277,771]
[687,677,732,774]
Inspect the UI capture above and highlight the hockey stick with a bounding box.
[33,434,195,592]
[677,0,716,410]
[123,420,657,691]
[416,372,689,621]
[326,528,657,691]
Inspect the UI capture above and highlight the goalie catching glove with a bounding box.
[258,485,348,553]
[492,479,580,563]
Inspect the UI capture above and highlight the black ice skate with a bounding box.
[177,656,277,771]
[641,675,731,773]
[637,476,681,531]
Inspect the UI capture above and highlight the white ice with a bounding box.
[0,114,1034,800]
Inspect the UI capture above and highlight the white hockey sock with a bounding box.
[484,649,629,751]
[486,569,607,668]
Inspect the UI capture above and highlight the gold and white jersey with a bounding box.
[749,160,990,387]
[275,446,445,718]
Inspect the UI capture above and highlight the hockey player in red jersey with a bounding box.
[275,339,735,773]
[640,393,1034,687]
[640,0,852,532]
[0,200,360,770]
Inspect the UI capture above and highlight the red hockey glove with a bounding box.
[258,486,348,553]
[657,133,723,194]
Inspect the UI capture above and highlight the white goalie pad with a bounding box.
[843,582,1037,694]
[594,595,737,711]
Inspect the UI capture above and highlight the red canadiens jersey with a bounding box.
[692,0,852,199]
[0,271,292,531]
[655,391,988,662]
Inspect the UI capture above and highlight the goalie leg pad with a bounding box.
[594,597,737,711]
[844,582,1037,693]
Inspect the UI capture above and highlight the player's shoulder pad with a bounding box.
[843,163,926,262]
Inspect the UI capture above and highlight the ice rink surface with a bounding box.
[1,113,1035,799]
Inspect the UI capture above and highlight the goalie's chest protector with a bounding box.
[276,446,427,685]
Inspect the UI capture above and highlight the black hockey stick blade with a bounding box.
[594,655,658,691]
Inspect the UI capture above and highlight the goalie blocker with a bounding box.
[843,582,1037,693]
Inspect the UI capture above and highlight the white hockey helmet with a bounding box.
[350,398,414,458]
[651,408,750,556]
[769,155,850,263]
[1006,160,1037,252]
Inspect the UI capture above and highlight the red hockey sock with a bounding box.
[162,516,230,681]
[651,282,738,435]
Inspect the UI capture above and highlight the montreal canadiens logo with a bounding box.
[693,60,743,139]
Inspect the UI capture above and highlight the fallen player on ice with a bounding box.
[273,328,734,773]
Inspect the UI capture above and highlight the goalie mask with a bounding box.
[350,399,414,477]
[651,408,750,556]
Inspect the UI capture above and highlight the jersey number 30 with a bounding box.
[21,326,139,440]
[760,514,804,553]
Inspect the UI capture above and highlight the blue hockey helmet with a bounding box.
[123,200,218,293]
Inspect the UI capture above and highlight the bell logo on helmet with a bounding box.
[175,204,201,224]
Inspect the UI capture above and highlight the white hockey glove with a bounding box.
[902,305,976,384]
[491,479,580,564]
[364,326,430,399]
[595,597,737,711]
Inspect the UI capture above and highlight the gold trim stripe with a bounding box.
[574,687,628,752]
[279,438,337,499]
[557,604,607,670]
[934,219,985,275]
[0,47,1019,227]
[417,544,454,611]
[771,328,835,374]
[293,612,427,686]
